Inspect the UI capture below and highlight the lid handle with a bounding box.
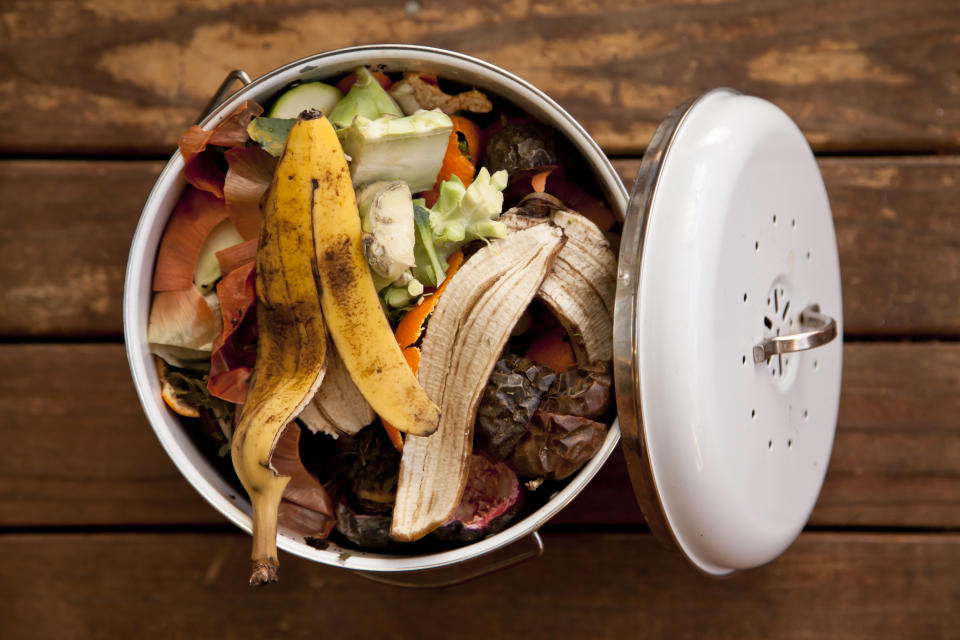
[753,304,837,364]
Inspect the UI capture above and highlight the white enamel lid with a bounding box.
[612,89,843,575]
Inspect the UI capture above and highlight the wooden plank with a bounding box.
[2,342,958,529]
[1,1,958,154]
[3,156,959,338]
[1,531,957,638]
[0,160,148,338]
[0,344,220,526]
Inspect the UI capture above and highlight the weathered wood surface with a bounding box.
[3,156,959,338]
[2,342,957,529]
[1,3,956,637]
[2,532,958,639]
[1,1,958,155]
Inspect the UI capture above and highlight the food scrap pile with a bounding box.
[147,66,618,584]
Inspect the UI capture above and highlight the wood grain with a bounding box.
[0,160,144,338]
[1,1,958,154]
[0,344,220,526]
[1,532,958,639]
[2,342,958,529]
[3,156,959,338]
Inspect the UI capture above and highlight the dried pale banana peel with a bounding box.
[391,224,565,541]
[501,205,617,363]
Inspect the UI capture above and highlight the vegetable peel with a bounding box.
[392,224,565,541]
[231,115,332,585]
[153,189,229,292]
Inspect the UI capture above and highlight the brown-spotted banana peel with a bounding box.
[232,112,440,585]
[310,126,441,439]
[231,115,331,586]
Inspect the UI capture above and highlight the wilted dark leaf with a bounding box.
[335,501,399,551]
[539,362,614,421]
[508,412,607,480]
[483,123,566,174]
[475,355,556,462]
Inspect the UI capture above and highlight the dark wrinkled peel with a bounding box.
[508,412,607,481]
[335,501,400,551]
[475,355,556,462]
[539,362,614,422]
[483,123,566,175]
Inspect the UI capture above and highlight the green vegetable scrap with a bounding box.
[356,181,417,282]
[267,81,343,119]
[246,117,294,157]
[410,169,510,289]
[338,109,453,192]
[429,167,509,248]
[328,67,403,129]
[412,204,447,287]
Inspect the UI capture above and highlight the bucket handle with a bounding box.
[351,531,544,589]
[196,69,252,124]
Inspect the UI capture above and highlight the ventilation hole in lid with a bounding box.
[814,359,819,369]
[763,316,773,329]
[782,300,790,319]
[791,218,797,228]
[772,214,777,224]
[755,241,760,251]
[788,439,793,448]
[803,409,809,420]
[742,355,747,365]
[768,440,773,450]
[806,251,812,261]
[743,292,748,303]
[751,409,756,419]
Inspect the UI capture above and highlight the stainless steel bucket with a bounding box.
[124,45,628,584]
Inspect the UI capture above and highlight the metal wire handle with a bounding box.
[351,531,545,589]
[753,304,838,364]
[195,69,252,124]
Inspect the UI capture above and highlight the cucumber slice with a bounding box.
[267,82,344,118]
[194,219,244,292]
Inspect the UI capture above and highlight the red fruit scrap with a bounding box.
[446,454,520,532]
